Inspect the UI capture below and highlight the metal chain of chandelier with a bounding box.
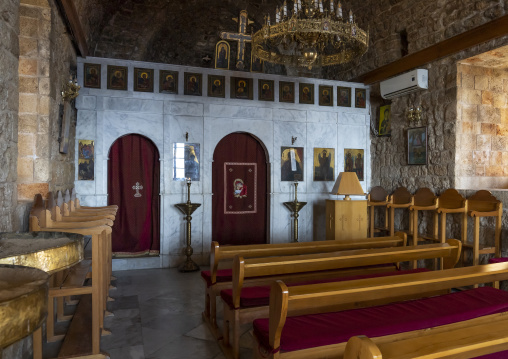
[252,0,369,69]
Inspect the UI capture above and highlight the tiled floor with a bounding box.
[44,267,254,359]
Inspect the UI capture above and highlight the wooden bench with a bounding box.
[29,195,112,355]
[203,234,407,337]
[344,318,508,359]
[252,262,508,359]
[221,239,461,359]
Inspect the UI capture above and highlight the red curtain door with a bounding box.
[212,133,268,245]
[108,134,160,255]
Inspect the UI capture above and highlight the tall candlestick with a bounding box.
[349,9,353,22]
[283,1,287,17]
[337,2,342,17]
[294,0,297,14]
[330,0,334,13]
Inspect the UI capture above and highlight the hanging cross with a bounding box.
[220,10,253,70]
[132,182,143,198]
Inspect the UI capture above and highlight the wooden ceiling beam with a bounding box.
[55,0,88,57]
[355,14,508,85]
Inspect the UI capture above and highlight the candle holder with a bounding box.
[175,180,201,272]
[283,182,307,242]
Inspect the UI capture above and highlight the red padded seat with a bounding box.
[220,268,428,309]
[253,287,508,354]
[200,269,233,287]
[474,352,508,358]
[489,257,508,264]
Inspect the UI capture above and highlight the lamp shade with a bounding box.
[331,172,365,199]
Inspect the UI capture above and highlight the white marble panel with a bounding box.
[103,97,164,114]
[76,110,96,139]
[306,122,339,194]
[76,194,97,207]
[206,104,272,120]
[338,124,369,191]
[271,193,293,244]
[339,112,367,125]
[307,110,338,123]
[272,108,307,122]
[75,95,97,110]
[167,101,204,116]
[202,194,213,255]
[273,121,307,193]
[307,193,329,241]
[75,181,95,194]
[102,112,164,153]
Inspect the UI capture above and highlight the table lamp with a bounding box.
[331,172,365,200]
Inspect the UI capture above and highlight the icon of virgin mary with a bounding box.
[233,178,247,198]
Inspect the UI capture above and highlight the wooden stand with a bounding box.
[326,199,367,240]
[175,181,201,272]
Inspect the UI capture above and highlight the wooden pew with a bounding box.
[344,318,508,359]
[29,195,112,355]
[252,262,508,359]
[221,239,461,359]
[71,188,118,211]
[203,234,407,337]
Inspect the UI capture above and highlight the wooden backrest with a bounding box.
[468,190,502,215]
[46,192,62,221]
[29,194,47,230]
[389,187,412,205]
[368,186,388,203]
[412,187,437,208]
[268,262,508,350]
[437,188,467,211]
[231,239,461,308]
[209,234,407,283]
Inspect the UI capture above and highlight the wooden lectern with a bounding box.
[326,172,367,240]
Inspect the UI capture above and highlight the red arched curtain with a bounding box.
[212,132,268,245]
[108,134,160,255]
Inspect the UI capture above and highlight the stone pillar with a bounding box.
[17,0,52,204]
[0,0,20,232]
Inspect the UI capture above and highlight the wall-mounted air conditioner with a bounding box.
[380,69,428,99]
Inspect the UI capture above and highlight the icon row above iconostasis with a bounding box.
[83,63,367,108]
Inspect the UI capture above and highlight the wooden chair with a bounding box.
[386,187,413,237]
[466,190,502,266]
[367,186,391,238]
[408,188,439,268]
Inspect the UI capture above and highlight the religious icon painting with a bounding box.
[83,63,101,89]
[299,83,314,105]
[78,140,94,160]
[355,88,367,108]
[281,146,304,181]
[173,143,200,181]
[407,126,428,165]
[379,104,391,136]
[251,54,263,73]
[337,86,351,107]
[159,70,178,94]
[313,148,335,181]
[319,85,333,106]
[258,79,274,102]
[134,68,154,92]
[184,72,202,96]
[344,149,364,181]
[215,40,230,70]
[107,65,127,91]
[78,158,94,180]
[208,75,225,98]
[224,162,257,214]
[279,81,295,103]
[231,77,253,100]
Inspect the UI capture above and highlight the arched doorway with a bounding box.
[212,132,269,245]
[108,134,160,256]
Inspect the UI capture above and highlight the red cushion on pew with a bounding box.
[253,287,508,354]
[220,268,428,309]
[200,269,233,287]
[474,351,508,358]
[489,257,508,264]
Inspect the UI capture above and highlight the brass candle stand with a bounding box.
[175,180,201,272]
[283,182,307,242]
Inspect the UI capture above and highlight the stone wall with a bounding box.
[456,63,508,189]
[16,0,77,229]
[0,0,20,232]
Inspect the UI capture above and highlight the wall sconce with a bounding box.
[61,76,80,102]
[407,106,423,126]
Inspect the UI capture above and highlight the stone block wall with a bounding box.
[0,0,20,232]
[16,0,77,229]
[456,64,508,189]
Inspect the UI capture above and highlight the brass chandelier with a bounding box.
[252,0,369,69]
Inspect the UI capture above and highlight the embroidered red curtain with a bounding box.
[108,134,160,255]
[212,133,268,245]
